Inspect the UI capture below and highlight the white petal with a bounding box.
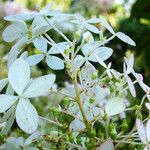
[2,21,27,42]
[126,54,134,74]
[48,42,69,54]
[0,95,18,113]
[85,23,99,34]
[23,74,55,98]
[87,18,100,23]
[0,78,8,92]
[82,31,94,44]
[16,99,38,134]
[125,74,136,97]
[33,37,47,53]
[105,97,126,116]
[4,12,37,21]
[20,51,28,59]
[8,58,30,95]
[24,130,41,146]
[7,36,28,68]
[46,55,64,70]
[146,119,150,142]
[94,54,107,68]
[69,119,85,131]
[25,54,45,66]
[146,103,150,110]
[96,140,114,150]
[136,119,147,144]
[99,16,115,34]
[88,47,113,62]
[32,25,52,37]
[116,32,136,46]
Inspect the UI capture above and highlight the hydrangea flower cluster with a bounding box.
[0,4,150,150]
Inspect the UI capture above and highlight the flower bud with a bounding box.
[91,71,98,80]
[89,97,95,104]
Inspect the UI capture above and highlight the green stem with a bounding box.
[73,77,90,130]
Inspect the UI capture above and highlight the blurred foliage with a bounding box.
[117,0,150,84]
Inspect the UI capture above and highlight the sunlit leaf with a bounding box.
[116,32,136,46]
[26,54,45,66]
[105,97,126,116]
[23,74,55,98]
[0,95,18,113]
[8,58,30,95]
[2,21,27,42]
[46,55,64,70]
[16,99,38,134]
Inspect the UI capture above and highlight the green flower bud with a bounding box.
[109,123,117,139]
[63,123,68,129]
[69,135,74,143]
[52,107,60,117]
[77,136,82,144]
[121,119,128,131]
[88,128,96,137]
[110,85,115,92]
[62,96,69,108]
[74,29,82,40]
[64,48,71,55]
[89,97,95,104]
[132,105,141,110]
[66,64,72,71]
[91,71,98,80]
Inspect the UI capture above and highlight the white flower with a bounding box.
[0,58,55,133]
[136,119,150,150]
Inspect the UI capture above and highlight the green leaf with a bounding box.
[0,95,18,113]
[16,99,38,134]
[8,58,30,95]
[46,55,64,70]
[116,32,136,46]
[105,97,126,116]
[2,21,27,42]
[23,74,55,98]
